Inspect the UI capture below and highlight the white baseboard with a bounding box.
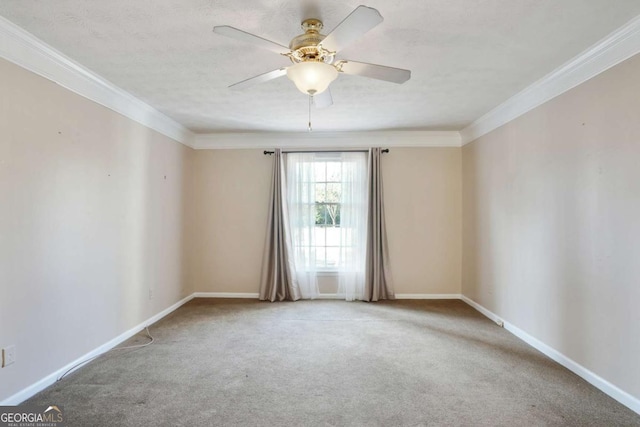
[460,295,504,325]
[395,293,462,300]
[0,294,194,406]
[193,292,259,299]
[144,294,195,326]
[460,295,640,416]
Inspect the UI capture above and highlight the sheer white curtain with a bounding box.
[337,152,368,300]
[286,153,320,299]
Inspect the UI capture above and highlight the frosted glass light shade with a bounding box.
[286,62,338,95]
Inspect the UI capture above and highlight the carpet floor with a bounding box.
[25,299,640,426]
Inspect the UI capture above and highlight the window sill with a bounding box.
[316,270,339,277]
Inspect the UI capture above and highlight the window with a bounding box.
[313,159,343,269]
[286,152,367,272]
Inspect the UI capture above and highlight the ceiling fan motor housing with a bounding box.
[288,19,334,64]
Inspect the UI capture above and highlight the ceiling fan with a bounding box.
[213,5,411,108]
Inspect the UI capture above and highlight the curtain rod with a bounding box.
[264,149,389,155]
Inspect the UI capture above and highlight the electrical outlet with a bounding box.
[148,289,153,300]
[2,345,16,367]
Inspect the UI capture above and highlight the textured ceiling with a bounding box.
[1,1,640,133]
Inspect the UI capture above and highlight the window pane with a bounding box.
[324,202,329,227]
[309,204,319,227]
[326,226,340,247]
[326,183,341,203]
[324,204,338,227]
[314,226,325,246]
[314,162,326,182]
[315,183,326,203]
[316,247,326,268]
[315,204,326,225]
[326,247,340,268]
[327,162,341,182]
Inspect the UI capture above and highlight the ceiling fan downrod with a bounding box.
[308,94,313,132]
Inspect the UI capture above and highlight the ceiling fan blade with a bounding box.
[312,88,333,108]
[320,5,383,53]
[338,60,411,84]
[229,68,288,90]
[213,26,291,55]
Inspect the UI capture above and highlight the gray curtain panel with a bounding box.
[364,148,395,301]
[259,150,301,301]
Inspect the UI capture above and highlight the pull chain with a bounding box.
[308,94,313,132]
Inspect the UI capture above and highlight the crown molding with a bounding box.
[6,10,639,149]
[0,16,195,147]
[193,130,461,149]
[460,14,640,145]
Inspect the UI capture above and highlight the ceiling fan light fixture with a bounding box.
[286,61,338,95]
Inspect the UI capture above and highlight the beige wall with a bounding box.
[188,149,272,294]
[189,147,462,296]
[462,54,640,399]
[0,58,193,402]
[384,148,461,294]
